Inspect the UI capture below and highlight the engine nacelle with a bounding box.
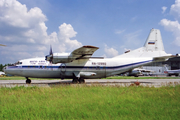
[46,53,76,64]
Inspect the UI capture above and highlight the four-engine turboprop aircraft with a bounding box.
[126,68,154,77]
[3,29,174,84]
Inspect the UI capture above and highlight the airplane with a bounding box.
[125,68,154,77]
[164,65,180,77]
[0,44,6,46]
[0,71,5,76]
[3,28,175,84]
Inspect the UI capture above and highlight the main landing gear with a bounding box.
[26,77,31,84]
[72,78,85,84]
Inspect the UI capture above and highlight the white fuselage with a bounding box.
[3,29,172,80]
[4,57,153,79]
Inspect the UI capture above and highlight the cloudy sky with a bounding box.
[0,0,180,64]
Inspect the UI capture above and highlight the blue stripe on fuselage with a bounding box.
[106,60,152,69]
[6,60,152,70]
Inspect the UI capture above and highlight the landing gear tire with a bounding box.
[79,78,85,83]
[26,77,31,84]
[72,78,79,84]
[72,78,85,84]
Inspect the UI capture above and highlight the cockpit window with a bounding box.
[9,61,23,66]
[17,61,22,65]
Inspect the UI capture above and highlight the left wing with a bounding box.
[47,46,99,64]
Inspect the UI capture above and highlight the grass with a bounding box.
[0,85,180,119]
[0,76,179,80]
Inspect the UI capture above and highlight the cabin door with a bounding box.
[60,63,66,79]
[61,63,66,73]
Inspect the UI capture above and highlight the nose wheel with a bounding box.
[26,77,31,84]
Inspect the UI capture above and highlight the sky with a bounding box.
[0,0,180,64]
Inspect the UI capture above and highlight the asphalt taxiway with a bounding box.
[0,79,180,88]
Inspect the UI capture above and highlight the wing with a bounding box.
[70,45,99,60]
[47,45,99,64]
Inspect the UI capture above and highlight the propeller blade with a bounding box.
[45,45,53,63]
[49,45,53,55]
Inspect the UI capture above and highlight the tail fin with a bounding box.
[164,64,169,74]
[144,29,165,51]
[115,28,169,58]
[164,64,169,71]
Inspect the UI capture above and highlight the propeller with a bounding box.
[49,45,53,55]
[45,45,53,63]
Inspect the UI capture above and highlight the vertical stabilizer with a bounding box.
[164,64,169,71]
[144,29,164,51]
[114,28,169,58]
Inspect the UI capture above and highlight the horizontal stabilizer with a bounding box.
[153,55,175,62]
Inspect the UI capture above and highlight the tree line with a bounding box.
[0,64,9,71]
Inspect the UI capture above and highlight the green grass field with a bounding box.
[0,85,180,119]
[0,76,179,80]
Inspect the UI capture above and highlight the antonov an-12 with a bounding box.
[3,29,175,84]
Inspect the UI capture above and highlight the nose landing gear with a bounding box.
[26,77,31,84]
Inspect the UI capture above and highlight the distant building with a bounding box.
[164,56,180,70]
[142,57,180,75]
